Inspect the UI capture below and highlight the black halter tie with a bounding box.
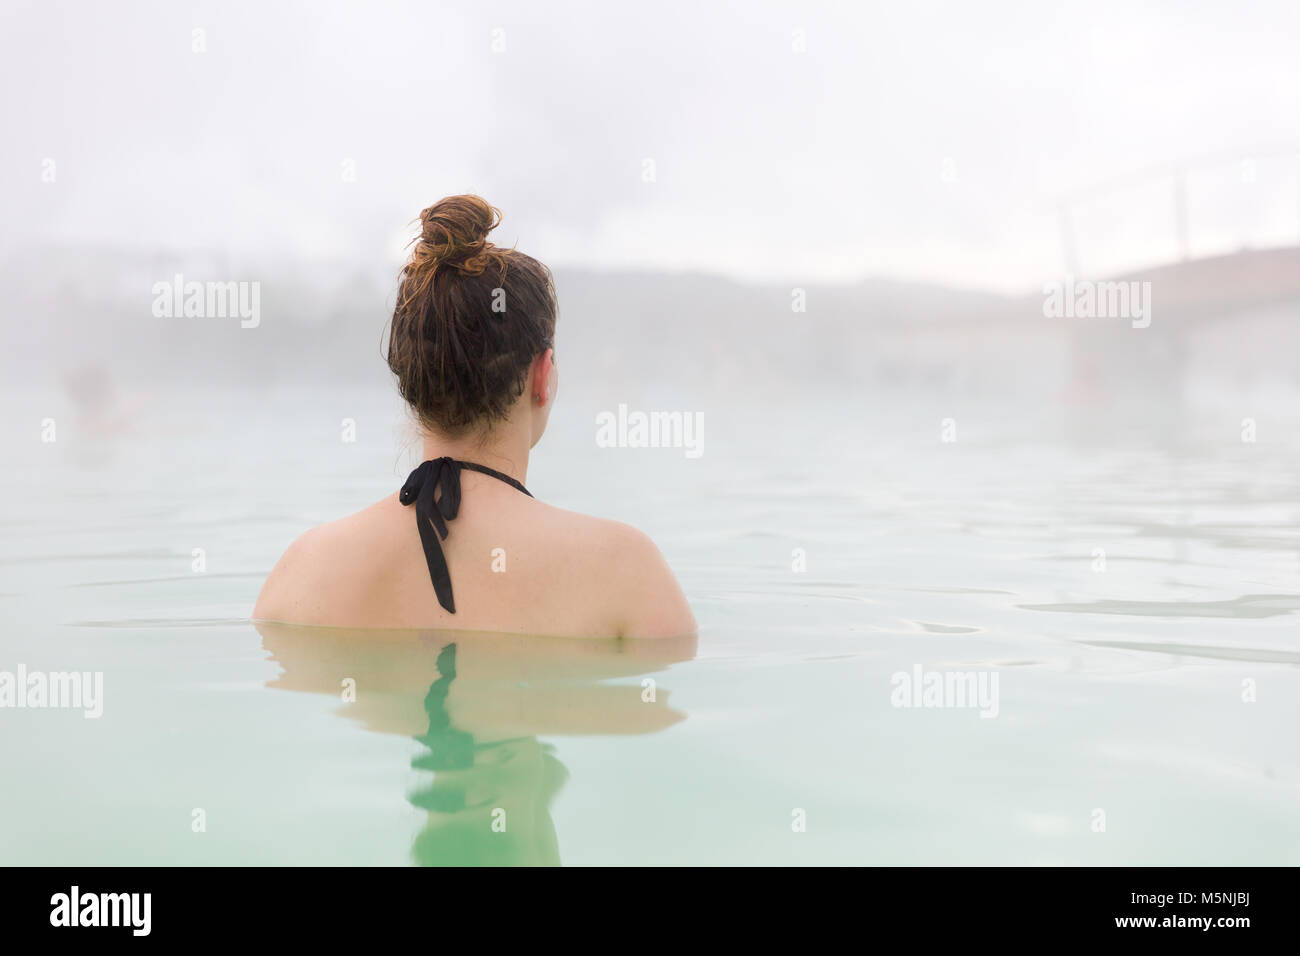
[399,457,532,614]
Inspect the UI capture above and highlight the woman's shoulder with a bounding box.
[252,496,406,626]
[529,503,697,639]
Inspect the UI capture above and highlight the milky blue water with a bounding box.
[2,384,1298,864]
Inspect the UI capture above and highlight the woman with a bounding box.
[254,195,695,638]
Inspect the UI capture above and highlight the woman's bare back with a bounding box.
[253,469,695,639]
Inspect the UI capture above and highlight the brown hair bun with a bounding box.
[388,195,557,435]
[413,195,503,277]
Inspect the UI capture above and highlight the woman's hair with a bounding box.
[387,195,557,435]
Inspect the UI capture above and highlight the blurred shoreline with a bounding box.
[4,243,1299,413]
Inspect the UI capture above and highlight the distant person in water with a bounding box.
[254,195,695,638]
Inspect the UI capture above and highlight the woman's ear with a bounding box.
[532,349,555,405]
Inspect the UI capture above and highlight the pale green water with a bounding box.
[1,384,1298,865]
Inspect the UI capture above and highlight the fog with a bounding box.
[2,0,1298,408]
[3,2,1300,873]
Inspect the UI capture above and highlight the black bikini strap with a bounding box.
[399,457,533,614]
[457,460,532,497]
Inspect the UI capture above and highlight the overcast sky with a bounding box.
[3,0,1299,292]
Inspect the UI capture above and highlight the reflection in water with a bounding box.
[408,644,568,866]
[256,625,696,866]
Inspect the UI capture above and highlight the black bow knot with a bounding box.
[399,457,532,614]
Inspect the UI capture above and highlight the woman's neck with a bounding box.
[420,422,532,486]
